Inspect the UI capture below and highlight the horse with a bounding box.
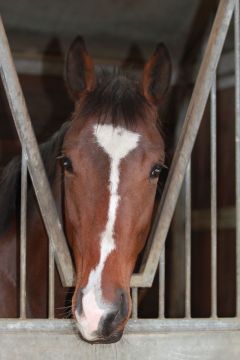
[0,36,171,344]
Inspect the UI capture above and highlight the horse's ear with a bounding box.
[142,43,171,106]
[65,36,95,101]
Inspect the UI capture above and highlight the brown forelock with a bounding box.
[77,69,154,128]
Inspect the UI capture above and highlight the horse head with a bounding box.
[61,37,171,343]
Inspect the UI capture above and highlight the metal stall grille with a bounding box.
[129,0,240,329]
[0,0,240,354]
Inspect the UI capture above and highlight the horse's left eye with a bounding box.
[150,164,163,178]
[60,156,73,173]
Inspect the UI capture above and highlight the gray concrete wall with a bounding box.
[1,331,240,360]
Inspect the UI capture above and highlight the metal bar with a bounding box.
[158,247,165,318]
[48,244,55,319]
[235,0,240,318]
[0,17,75,287]
[185,161,191,318]
[20,150,27,319]
[131,288,138,319]
[1,318,240,333]
[211,76,217,318]
[131,0,236,288]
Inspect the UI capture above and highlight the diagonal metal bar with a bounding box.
[131,0,236,287]
[0,17,75,287]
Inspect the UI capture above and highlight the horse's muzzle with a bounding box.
[74,288,129,344]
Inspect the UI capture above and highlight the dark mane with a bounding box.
[79,69,152,128]
[0,121,70,234]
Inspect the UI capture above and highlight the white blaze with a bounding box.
[76,124,140,340]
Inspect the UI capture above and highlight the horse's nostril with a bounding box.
[120,293,124,304]
[107,311,118,324]
[119,290,128,319]
[113,308,120,321]
[101,310,119,337]
[101,289,128,338]
[76,289,83,315]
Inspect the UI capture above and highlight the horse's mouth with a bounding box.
[79,331,123,344]
[75,316,124,344]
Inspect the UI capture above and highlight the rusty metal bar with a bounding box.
[0,17,74,287]
[210,76,217,318]
[48,243,55,319]
[185,161,191,318]
[131,0,236,288]
[20,150,27,319]
[158,247,165,318]
[235,0,240,317]
[131,288,138,319]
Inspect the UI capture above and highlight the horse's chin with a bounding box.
[78,330,123,344]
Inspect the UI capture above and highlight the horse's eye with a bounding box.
[150,164,163,178]
[60,156,73,173]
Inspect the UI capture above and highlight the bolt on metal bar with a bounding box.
[210,76,217,318]
[185,161,191,318]
[48,243,55,319]
[20,150,27,319]
[131,288,138,319]
[0,17,75,287]
[131,0,236,288]
[158,246,165,318]
[235,0,240,317]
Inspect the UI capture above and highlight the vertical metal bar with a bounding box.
[235,0,240,318]
[185,161,191,318]
[131,288,138,319]
[158,247,165,318]
[211,76,217,318]
[48,243,55,319]
[20,150,27,319]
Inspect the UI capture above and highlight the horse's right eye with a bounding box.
[150,164,163,178]
[60,156,73,173]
